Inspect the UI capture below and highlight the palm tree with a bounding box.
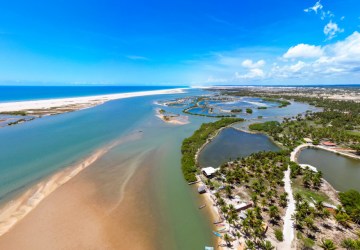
[269,205,280,223]
[225,185,232,198]
[334,212,351,227]
[245,240,255,250]
[223,233,231,247]
[340,238,355,250]
[294,193,303,203]
[315,200,324,212]
[319,239,337,250]
[262,240,275,250]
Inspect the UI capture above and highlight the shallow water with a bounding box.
[298,148,360,192]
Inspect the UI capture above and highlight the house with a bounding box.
[202,167,218,178]
[234,202,252,211]
[198,185,206,194]
[322,141,336,147]
[304,138,313,143]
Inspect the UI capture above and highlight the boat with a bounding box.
[213,220,223,224]
[188,180,200,185]
[198,204,206,209]
[212,231,222,238]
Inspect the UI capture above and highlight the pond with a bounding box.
[198,127,280,168]
[298,148,360,192]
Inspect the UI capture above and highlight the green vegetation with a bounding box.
[159,109,165,114]
[263,98,291,108]
[0,111,27,116]
[257,106,267,110]
[275,229,284,241]
[339,190,360,224]
[319,239,337,250]
[249,121,281,133]
[246,108,253,114]
[180,118,243,182]
[230,108,242,113]
[183,107,235,118]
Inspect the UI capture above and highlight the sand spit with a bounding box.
[0,132,142,237]
[0,88,186,114]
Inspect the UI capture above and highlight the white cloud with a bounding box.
[304,1,323,13]
[235,68,265,79]
[321,10,334,20]
[283,44,324,59]
[241,59,266,68]
[188,32,360,85]
[127,55,149,61]
[324,21,344,40]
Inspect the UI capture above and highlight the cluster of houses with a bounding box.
[304,137,337,147]
[197,166,253,213]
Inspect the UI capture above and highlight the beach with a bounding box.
[0,88,186,114]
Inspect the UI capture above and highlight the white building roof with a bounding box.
[202,167,218,176]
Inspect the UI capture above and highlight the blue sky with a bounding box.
[0,0,359,85]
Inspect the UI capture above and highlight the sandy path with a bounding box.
[279,167,295,250]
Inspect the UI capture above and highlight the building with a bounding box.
[198,185,206,194]
[201,167,218,178]
[234,202,252,211]
[304,138,313,143]
[322,141,336,147]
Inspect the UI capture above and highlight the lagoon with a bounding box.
[298,148,360,192]
[198,127,280,168]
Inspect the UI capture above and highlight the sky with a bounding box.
[0,0,359,86]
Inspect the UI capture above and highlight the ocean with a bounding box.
[0,86,185,102]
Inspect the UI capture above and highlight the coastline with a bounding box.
[0,132,142,237]
[0,88,186,114]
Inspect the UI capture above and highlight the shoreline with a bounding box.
[0,88,187,114]
[0,132,142,237]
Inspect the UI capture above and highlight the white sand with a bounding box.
[0,88,186,112]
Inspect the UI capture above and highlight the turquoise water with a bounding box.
[0,89,216,248]
[198,128,280,168]
[298,148,360,192]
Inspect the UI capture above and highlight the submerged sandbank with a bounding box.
[0,132,142,237]
[0,145,161,249]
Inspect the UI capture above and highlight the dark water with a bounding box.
[298,148,360,192]
[0,86,184,102]
[198,127,280,167]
